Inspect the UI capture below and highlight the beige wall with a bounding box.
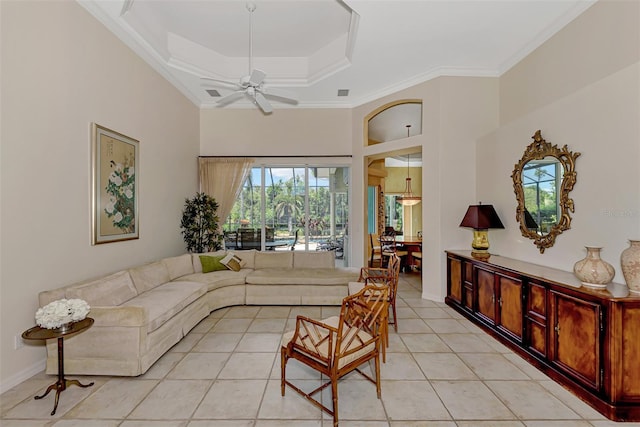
[500,0,639,125]
[352,77,500,301]
[0,1,200,390]
[479,0,640,276]
[200,108,352,156]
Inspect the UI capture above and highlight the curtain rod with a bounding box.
[198,155,352,158]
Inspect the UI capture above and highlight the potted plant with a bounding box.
[180,193,223,253]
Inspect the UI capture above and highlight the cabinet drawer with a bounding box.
[528,281,547,317]
[526,281,548,357]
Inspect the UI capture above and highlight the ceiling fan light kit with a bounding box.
[200,2,297,114]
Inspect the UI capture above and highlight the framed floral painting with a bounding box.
[91,123,139,244]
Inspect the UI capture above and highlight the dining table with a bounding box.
[395,235,422,270]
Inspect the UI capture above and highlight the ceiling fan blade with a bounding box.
[201,77,242,90]
[254,92,273,114]
[262,87,299,104]
[216,91,245,106]
[249,69,266,86]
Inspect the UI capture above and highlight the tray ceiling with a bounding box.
[79,0,595,110]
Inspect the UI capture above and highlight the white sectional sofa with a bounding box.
[38,250,359,377]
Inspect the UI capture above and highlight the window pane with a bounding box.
[222,164,349,262]
[267,167,303,248]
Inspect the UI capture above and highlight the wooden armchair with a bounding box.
[348,253,401,361]
[281,284,389,427]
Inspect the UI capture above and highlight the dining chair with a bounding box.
[379,233,408,269]
[289,229,299,251]
[369,233,382,267]
[281,284,389,427]
[411,250,422,271]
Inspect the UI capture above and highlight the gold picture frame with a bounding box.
[91,123,139,244]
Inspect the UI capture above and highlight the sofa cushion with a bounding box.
[121,281,207,333]
[254,251,293,269]
[246,268,359,285]
[220,253,245,272]
[178,269,250,291]
[192,250,226,273]
[65,270,138,306]
[128,261,171,294]
[200,255,227,273]
[293,251,335,269]
[162,254,194,280]
[229,250,255,269]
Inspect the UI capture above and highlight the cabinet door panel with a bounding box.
[448,257,462,305]
[621,304,640,399]
[551,292,601,391]
[476,267,496,323]
[497,275,522,340]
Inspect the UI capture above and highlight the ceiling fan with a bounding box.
[201,2,298,114]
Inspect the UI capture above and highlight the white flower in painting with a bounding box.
[105,196,116,214]
[127,167,134,176]
[114,212,123,223]
[108,172,123,186]
[114,162,123,172]
[124,188,133,199]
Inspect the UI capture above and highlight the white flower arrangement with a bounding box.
[35,299,91,329]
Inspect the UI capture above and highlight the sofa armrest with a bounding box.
[90,306,148,327]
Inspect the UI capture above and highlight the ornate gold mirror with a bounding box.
[512,130,580,253]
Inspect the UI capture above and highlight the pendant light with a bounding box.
[397,125,421,206]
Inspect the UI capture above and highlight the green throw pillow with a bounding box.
[199,255,227,273]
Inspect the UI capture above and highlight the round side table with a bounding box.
[22,317,95,415]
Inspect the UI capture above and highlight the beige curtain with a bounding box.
[199,157,255,226]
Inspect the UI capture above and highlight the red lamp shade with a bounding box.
[459,204,504,230]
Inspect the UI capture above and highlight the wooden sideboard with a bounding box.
[445,250,640,421]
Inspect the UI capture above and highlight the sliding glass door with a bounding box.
[223,165,349,261]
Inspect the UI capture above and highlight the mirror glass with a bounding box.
[521,156,562,235]
[512,130,580,253]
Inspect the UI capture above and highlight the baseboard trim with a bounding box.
[0,358,45,395]
[422,289,444,303]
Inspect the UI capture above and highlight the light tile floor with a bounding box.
[2,274,638,426]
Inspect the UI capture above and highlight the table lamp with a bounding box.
[459,203,504,259]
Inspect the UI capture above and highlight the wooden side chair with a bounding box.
[348,254,401,361]
[281,284,389,427]
[369,233,382,267]
[411,251,422,271]
[379,233,408,269]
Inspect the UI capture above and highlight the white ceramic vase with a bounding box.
[621,240,640,294]
[573,246,615,288]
